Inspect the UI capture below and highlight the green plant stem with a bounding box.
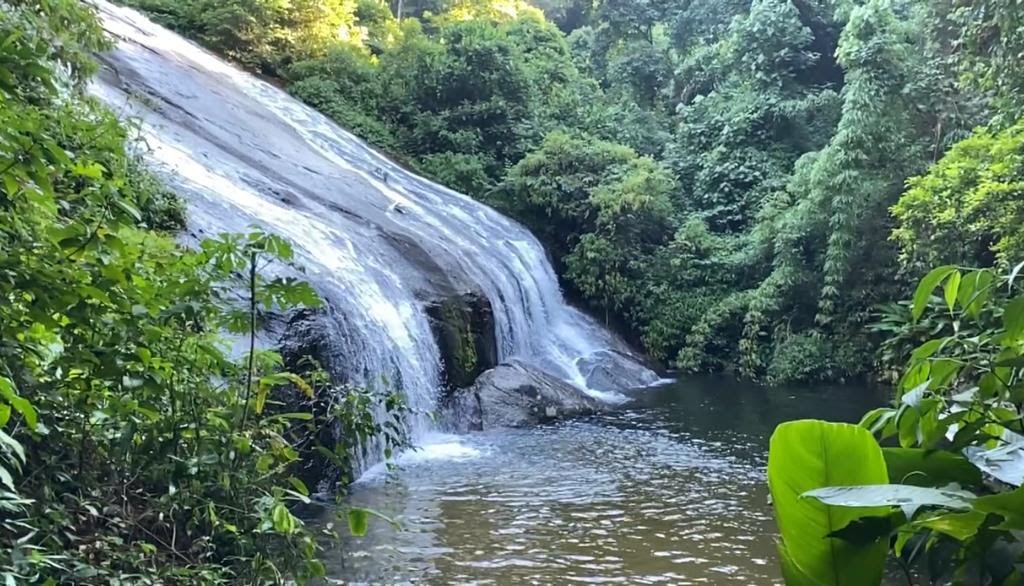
[898,558,915,586]
[239,250,258,432]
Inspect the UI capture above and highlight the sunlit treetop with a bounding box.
[438,0,543,23]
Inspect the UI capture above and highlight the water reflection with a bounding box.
[323,376,887,584]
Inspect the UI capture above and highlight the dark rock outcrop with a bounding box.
[426,293,499,391]
[448,361,605,431]
[382,231,501,393]
[269,307,358,491]
[275,307,348,381]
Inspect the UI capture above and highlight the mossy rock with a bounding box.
[426,292,499,391]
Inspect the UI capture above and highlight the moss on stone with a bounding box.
[427,293,498,391]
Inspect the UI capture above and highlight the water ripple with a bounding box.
[327,420,778,583]
[321,379,887,584]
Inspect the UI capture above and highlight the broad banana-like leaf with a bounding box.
[768,420,889,586]
[803,485,975,510]
[975,487,1024,530]
[882,448,982,488]
[964,437,1024,488]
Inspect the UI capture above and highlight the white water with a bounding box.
[88,1,658,453]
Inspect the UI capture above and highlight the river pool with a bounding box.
[324,376,886,584]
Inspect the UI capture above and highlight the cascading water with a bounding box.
[88,1,658,460]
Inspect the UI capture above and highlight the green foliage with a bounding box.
[871,299,957,380]
[564,156,676,313]
[954,0,1024,122]
[282,6,595,194]
[628,218,734,361]
[892,121,1024,272]
[771,264,1024,584]
[498,131,677,326]
[386,17,536,170]
[1,2,400,583]
[121,0,362,74]
[727,0,818,91]
[120,0,1022,385]
[671,0,974,382]
[766,333,835,385]
[768,420,889,585]
[604,38,670,108]
[882,448,983,488]
[0,0,108,94]
[497,132,634,256]
[530,0,592,31]
[417,151,495,196]
[594,0,665,40]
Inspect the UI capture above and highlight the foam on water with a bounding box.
[356,434,484,482]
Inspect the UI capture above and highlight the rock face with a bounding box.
[425,293,499,390]
[448,361,605,431]
[273,297,500,484]
[267,308,349,489]
[578,349,661,392]
[275,308,347,380]
[273,286,501,395]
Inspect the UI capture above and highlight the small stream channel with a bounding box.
[323,376,887,584]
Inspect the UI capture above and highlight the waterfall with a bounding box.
[88,1,658,451]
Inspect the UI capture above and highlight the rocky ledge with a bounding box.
[579,349,660,392]
[446,360,606,432]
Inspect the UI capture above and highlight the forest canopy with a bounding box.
[120,0,1024,385]
[5,0,1024,582]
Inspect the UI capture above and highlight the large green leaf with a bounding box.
[958,269,994,319]
[974,487,1024,530]
[768,420,889,586]
[803,485,975,510]
[347,508,369,537]
[346,507,399,537]
[778,542,817,586]
[1004,296,1024,340]
[943,270,961,312]
[913,511,987,541]
[912,265,956,321]
[964,441,1024,487]
[882,448,983,488]
[0,376,36,430]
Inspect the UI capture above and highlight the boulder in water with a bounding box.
[578,349,660,392]
[449,361,605,431]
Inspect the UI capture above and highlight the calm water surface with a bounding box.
[325,376,886,584]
